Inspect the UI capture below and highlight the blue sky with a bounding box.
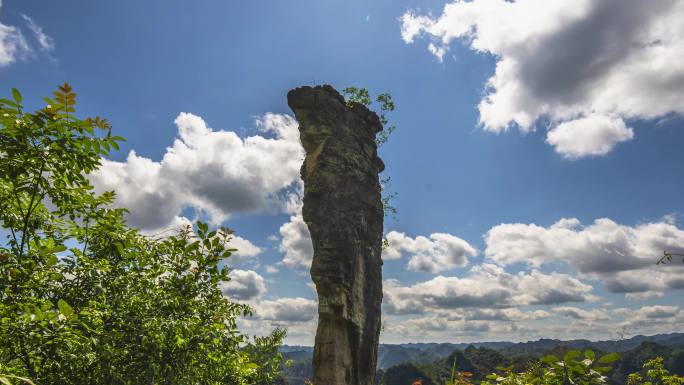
[2,0,684,345]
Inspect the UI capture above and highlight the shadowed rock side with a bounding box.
[287,85,385,385]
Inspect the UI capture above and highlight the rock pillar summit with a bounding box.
[287,85,385,385]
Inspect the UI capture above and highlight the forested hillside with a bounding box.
[280,334,684,385]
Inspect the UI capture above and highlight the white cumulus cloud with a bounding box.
[554,306,610,322]
[546,115,634,159]
[278,210,313,269]
[383,230,477,273]
[401,0,684,157]
[252,297,318,323]
[383,263,595,314]
[221,269,267,301]
[91,112,304,232]
[484,217,684,297]
[613,305,684,333]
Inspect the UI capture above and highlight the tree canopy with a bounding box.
[0,84,286,385]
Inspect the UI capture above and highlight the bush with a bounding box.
[628,357,684,385]
[480,350,619,385]
[383,362,435,385]
[0,84,286,384]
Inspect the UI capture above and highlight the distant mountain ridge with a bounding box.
[281,332,684,370]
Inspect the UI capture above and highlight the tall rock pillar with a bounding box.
[287,85,384,385]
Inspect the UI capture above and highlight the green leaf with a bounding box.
[0,98,19,108]
[598,352,620,364]
[52,245,67,253]
[12,88,22,104]
[541,355,559,364]
[57,299,74,318]
[565,350,582,363]
[594,366,613,374]
[584,350,596,360]
[197,221,208,234]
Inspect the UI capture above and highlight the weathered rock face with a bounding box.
[287,85,384,385]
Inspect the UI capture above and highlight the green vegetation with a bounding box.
[281,338,684,385]
[378,349,620,385]
[342,86,396,146]
[2,84,681,385]
[342,86,398,218]
[627,357,683,385]
[382,362,435,385]
[376,351,683,385]
[0,85,286,384]
[482,350,621,385]
[669,350,684,376]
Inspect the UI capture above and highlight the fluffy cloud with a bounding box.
[278,222,478,273]
[91,112,304,232]
[383,263,595,314]
[634,305,679,319]
[383,315,541,342]
[383,230,478,273]
[613,305,684,333]
[278,211,313,269]
[484,217,684,296]
[402,0,684,157]
[229,235,262,259]
[236,296,318,345]
[546,115,634,159]
[221,269,267,301]
[485,217,684,273]
[252,297,318,323]
[604,270,684,299]
[438,308,550,322]
[553,306,610,322]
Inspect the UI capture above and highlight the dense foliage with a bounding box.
[281,338,684,385]
[381,362,435,385]
[481,350,620,385]
[374,350,683,385]
[0,85,286,384]
[627,357,683,385]
[670,350,684,376]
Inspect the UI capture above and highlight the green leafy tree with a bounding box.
[482,350,620,385]
[382,362,435,385]
[669,349,684,376]
[0,84,286,385]
[628,357,684,385]
[464,346,507,381]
